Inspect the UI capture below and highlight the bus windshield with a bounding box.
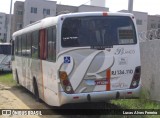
[0,45,11,55]
[62,16,137,47]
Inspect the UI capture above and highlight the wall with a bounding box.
[23,0,56,27]
[12,1,24,34]
[90,0,106,7]
[140,40,160,101]
[78,5,109,12]
[147,15,160,30]
[56,4,78,15]
[134,11,148,34]
[0,13,7,41]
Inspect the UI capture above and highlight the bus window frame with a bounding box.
[21,34,27,56]
[18,36,22,56]
[46,26,56,62]
[61,16,137,48]
[31,30,40,59]
[25,32,32,58]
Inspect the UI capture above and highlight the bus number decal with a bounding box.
[112,69,133,75]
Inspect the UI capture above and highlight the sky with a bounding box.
[0,0,160,15]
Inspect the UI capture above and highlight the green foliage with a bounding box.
[0,72,16,86]
[111,90,160,118]
[112,89,160,109]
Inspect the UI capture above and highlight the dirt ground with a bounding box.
[0,83,75,118]
[0,83,122,118]
[0,83,47,118]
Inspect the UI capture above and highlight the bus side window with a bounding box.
[26,33,32,57]
[15,37,18,55]
[11,40,15,61]
[47,26,56,61]
[40,29,47,60]
[22,34,27,56]
[18,36,22,56]
[32,31,39,59]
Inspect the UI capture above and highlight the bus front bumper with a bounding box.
[60,85,141,106]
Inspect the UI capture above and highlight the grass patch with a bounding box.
[0,72,16,86]
[109,99,160,118]
[110,91,160,118]
[112,99,160,109]
[111,90,160,109]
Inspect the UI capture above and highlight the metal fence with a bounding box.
[138,29,160,42]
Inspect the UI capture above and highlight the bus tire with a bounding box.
[33,78,40,102]
[15,70,19,84]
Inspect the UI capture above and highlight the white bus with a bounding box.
[0,43,12,72]
[12,12,141,106]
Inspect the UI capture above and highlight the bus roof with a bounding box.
[12,12,134,39]
[58,11,133,18]
[12,16,59,38]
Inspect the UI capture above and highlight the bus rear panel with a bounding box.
[58,13,141,105]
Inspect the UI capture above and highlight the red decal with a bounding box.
[106,69,111,91]
[95,80,108,85]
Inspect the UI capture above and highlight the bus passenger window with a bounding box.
[47,27,56,61]
[32,31,39,59]
[18,36,22,56]
[22,35,27,56]
[15,37,18,55]
[26,33,32,57]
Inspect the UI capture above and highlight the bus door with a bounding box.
[39,29,47,60]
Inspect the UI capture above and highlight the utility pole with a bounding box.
[7,0,13,43]
[128,0,133,13]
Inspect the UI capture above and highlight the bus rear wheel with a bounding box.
[33,78,40,102]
